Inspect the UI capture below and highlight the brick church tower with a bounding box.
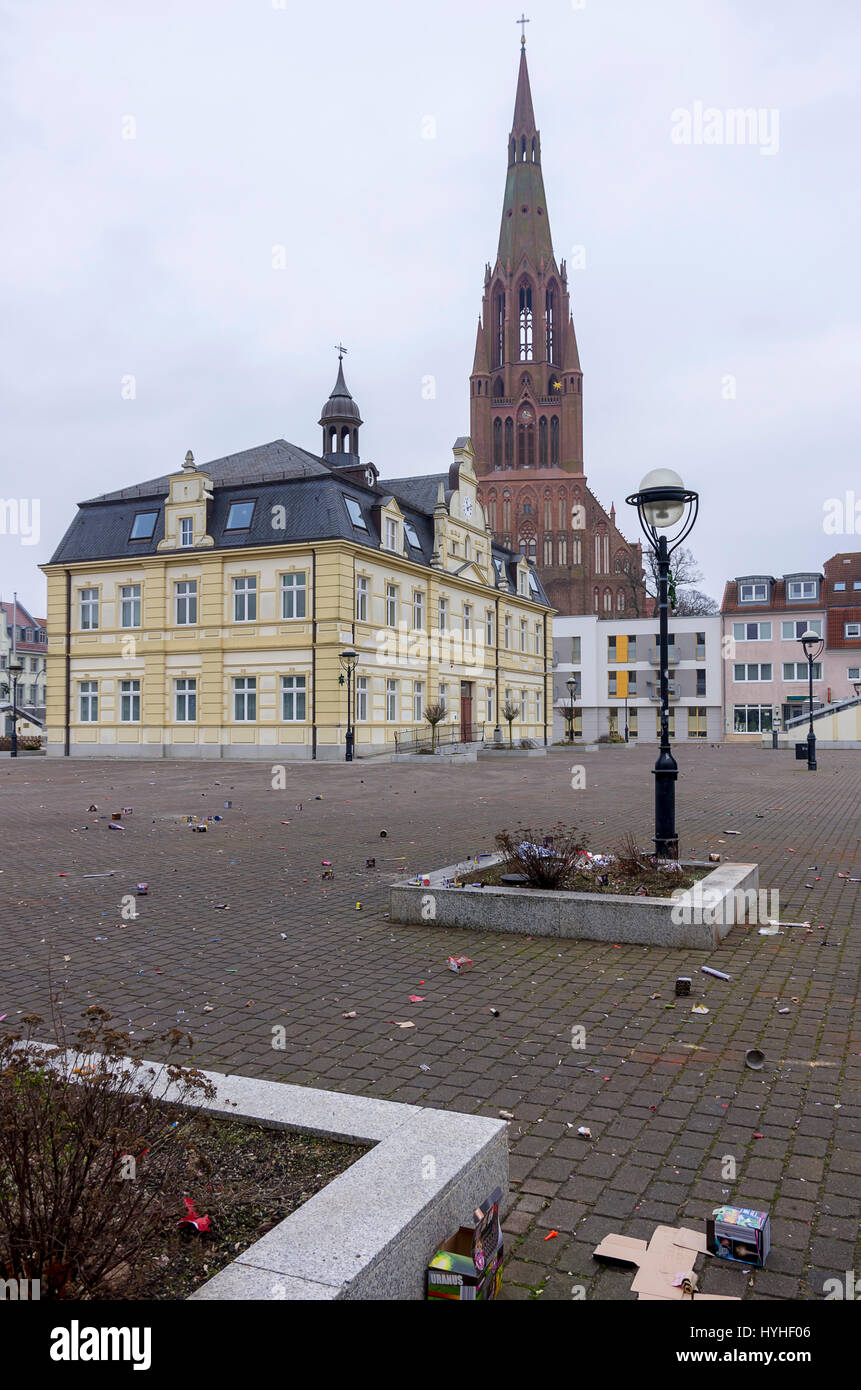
[470,38,646,617]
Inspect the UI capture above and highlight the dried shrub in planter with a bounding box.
[495,824,588,890]
[0,1004,216,1299]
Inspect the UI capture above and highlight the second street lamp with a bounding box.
[567,676,576,743]
[339,649,359,762]
[799,629,824,771]
[627,468,699,859]
[9,659,23,759]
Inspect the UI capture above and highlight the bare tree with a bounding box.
[641,547,717,616]
[613,555,647,617]
[423,702,446,751]
[673,588,719,616]
[501,698,520,748]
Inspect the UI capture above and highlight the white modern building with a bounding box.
[551,615,723,745]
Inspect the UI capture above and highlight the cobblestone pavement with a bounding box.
[1,745,858,1300]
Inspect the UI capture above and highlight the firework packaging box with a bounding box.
[707,1206,770,1267]
[427,1188,504,1301]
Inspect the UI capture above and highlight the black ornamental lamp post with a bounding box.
[566,676,576,742]
[339,649,359,762]
[9,659,23,758]
[627,469,699,859]
[799,629,824,770]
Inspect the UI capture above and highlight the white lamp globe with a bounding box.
[639,468,686,529]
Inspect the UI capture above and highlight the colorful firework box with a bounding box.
[707,1206,770,1267]
[427,1188,504,1301]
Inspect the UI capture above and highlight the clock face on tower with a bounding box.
[463,497,473,519]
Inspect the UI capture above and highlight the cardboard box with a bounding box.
[427,1189,503,1301]
[707,1206,770,1267]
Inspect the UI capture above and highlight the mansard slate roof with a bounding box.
[48,440,551,606]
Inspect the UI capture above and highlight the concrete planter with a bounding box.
[183,1069,508,1300]
[477,746,548,759]
[390,855,759,950]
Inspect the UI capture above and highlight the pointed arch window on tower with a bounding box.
[559,536,567,566]
[518,286,534,362]
[546,289,556,363]
[603,587,613,613]
[488,492,498,532]
[504,418,514,469]
[557,491,567,531]
[550,415,560,465]
[539,416,548,467]
[543,491,552,531]
[494,293,505,368]
[493,418,503,470]
[503,492,512,533]
[543,536,553,566]
[593,587,600,613]
[595,534,602,574]
[572,535,582,566]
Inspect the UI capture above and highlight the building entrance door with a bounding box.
[460,681,474,742]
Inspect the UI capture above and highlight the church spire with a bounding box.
[498,40,553,268]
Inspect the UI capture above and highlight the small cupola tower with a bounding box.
[320,346,363,468]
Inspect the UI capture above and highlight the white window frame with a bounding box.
[413,590,425,631]
[520,618,527,652]
[486,610,494,647]
[233,576,258,623]
[386,584,398,628]
[175,580,198,626]
[385,517,399,552]
[179,517,194,548]
[386,679,398,722]
[413,680,424,723]
[281,572,307,620]
[739,582,768,603]
[281,674,307,722]
[845,623,861,639]
[782,619,822,640]
[463,604,472,637]
[787,580,817,601]
[504,615,511,649]
[233,676,257,722]
[79,681,98,723]
[79,588,99,631]
[783,662,822,681]
[119,678,141,723]
[356,676,368,722]
[732,621,772,642]
[120,584,141,629]
[356,576,368,623]
[438,598,448,633]
[733,663,772,682]
[174,678,197,723]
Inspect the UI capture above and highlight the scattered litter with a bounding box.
[708,854,721,863]
[427,1189,503,1301]
[544,1231,559,1241]
[745,1049,765,1071]
[393,1021,415,1029]
[577,1127,592,1140]
[447,955,473,973]
[593,1225,740,1301]
[203,1005,214,1013]
[213,904,230,911]
[409,995,425,1003]
[701,967,731,981]
[178,1198,210,1234]
[379,830,388,838]
[82,872,116,879]
[343,1011,358,1020]
[136,882,148,895]
[691,1005,710,1015]
[675,977,691,997]
[419,1064,431,1073]
[722,830,741,836]
[778,1008,790,1015]
[498,1110,515,1121]
[366,858,376,869]
[88,804,98,812]
[108,822,125,831]
[489,1008,500,1017]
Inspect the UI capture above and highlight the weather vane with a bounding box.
[516,12,530,44]
[335,342,348,361]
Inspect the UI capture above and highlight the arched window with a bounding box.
[572,535,582,565]
[543,491,552,531]
[550,415,560,465]
[493,376,505,398]
[328,426,338,453]
[543,536,553,565]
[531,137,537,163]
[493,418,503,470]
[603,587,612,613]
[517,421,536,468]
[494,292,505,368]
[539,416,548,467]
[342,426,352,453]
[604,534,610,573]
[617,590,625,612]
[595,534,602,574]
[510,139,516,164]
[503,492,511,532]
[488,492,498,532]
[557,490,567,531]
[504,418,514,469]
[546,289,556,363]
[521,136,527,162]
[518,284,534,361]
[559,536,567,566]
[593,587,600,613]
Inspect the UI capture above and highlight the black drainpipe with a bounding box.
[543,607,550,747]
[64,570,71,757]
[311,550,317,761]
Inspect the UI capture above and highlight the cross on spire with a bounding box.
[516,12,530,44]
[335,342,348,361]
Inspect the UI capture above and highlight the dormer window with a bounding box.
[179,517,194,547]
[739,581,768,603]
[385,518,400,552]
[787,579,818,601]
[404,522,420,549]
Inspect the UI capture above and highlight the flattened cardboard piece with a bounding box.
[593,1224,741,1302]
[427,1187,504,1301]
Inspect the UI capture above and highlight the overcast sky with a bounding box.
[1,0,859,615]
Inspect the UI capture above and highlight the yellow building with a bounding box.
[42,369,553,760]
